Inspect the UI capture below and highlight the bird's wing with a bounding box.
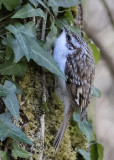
[65,48,95,120]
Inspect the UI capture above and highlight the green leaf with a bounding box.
[36,0,50,12]
[5,46,14,61]
[78,149,90,160]
[0,1,2,9]
[56,20,81,35]
[2,94,19,120]
[5,23,66,79]
[0,59,27,77]
[29,0,38,7]
[44,23,57,50]
[15,83,22,95]
[47,0,80,8]
[28,38,66,80]
[51,6,58,16]
[0,85,10,97]
[5,22,36,62]
[73,112,92,142]
[0,112,33,145]
[90,143,104,160]
[5,25,30,61]
[12,3,46,20]
[12,143,32,158]
[2,81,19,120]
[92,85,101,98]
[0,150,7,160]
[0,0,20,11]
[3,37,25,63]
[89,43,100,64]
[64,10,74,25]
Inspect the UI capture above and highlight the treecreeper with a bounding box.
[53,23,95,151]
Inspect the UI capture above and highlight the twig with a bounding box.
[100,0,114,29]
[41,13,48,40]
[36,17,42,29]
[84,22,114,77]
[0,11,15,22]
[41,0,48,41]
[39,2,48,159]
[33,17,36,25]
[39,74,47,160]
[39,114,45,160]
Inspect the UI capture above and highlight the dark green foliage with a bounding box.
[0,81,19,120]
[92,85,101,98]
[90,43,100,64]
[0,151,7,160]
[0,112,32,144]
[73,112,92,143]
[12,143,32,158]
[12,3,46,20]
[0,59,27,77]
[90,143,104,160]
[0,0,20,11]
[78,149,90,160]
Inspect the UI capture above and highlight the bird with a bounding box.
[53,22,95,151]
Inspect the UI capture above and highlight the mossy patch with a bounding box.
[17,66,87,159]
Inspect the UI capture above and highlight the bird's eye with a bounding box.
[67,34,71,41]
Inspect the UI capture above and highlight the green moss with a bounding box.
[44,92,86,159]
[18,66,87,159]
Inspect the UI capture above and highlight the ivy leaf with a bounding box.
[1,80,19,120]
[5,46,14,61]
[5,22,36,62]
[90,43,100,64]
[15,82,22,95]
[47,0,80,8]
[43,22,57,50]
[0,85,10,97]
[5,24,31,61]
[3,93,19,121]
[0,0,20,11]
[0,151,7,160]
[56,20,81,35]
[90,143,104,160]
[3,37,25,63]
[5,23,66,79]
[78,149,90,160]
[52,6,58,16]
[0,59,27,77]
[29,0,38,7]
[64,10,74,25]
[28,38,66,79]
[12,143,32,158]
[73,112,92,143]
[0,112,33,145]
[92,85,101,98]
[36,0,50,12]
[12,3,46,20]
[28,39,65,78]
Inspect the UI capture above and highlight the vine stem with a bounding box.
[0,11,15,22]
[41,12,48,40]
[39,0,48,159]
[39,75,47,160]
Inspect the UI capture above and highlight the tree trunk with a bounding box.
[19,63,86,160]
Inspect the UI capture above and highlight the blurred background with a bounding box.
[84,0,114,159]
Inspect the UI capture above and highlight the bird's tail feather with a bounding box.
[53,111,72,151]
